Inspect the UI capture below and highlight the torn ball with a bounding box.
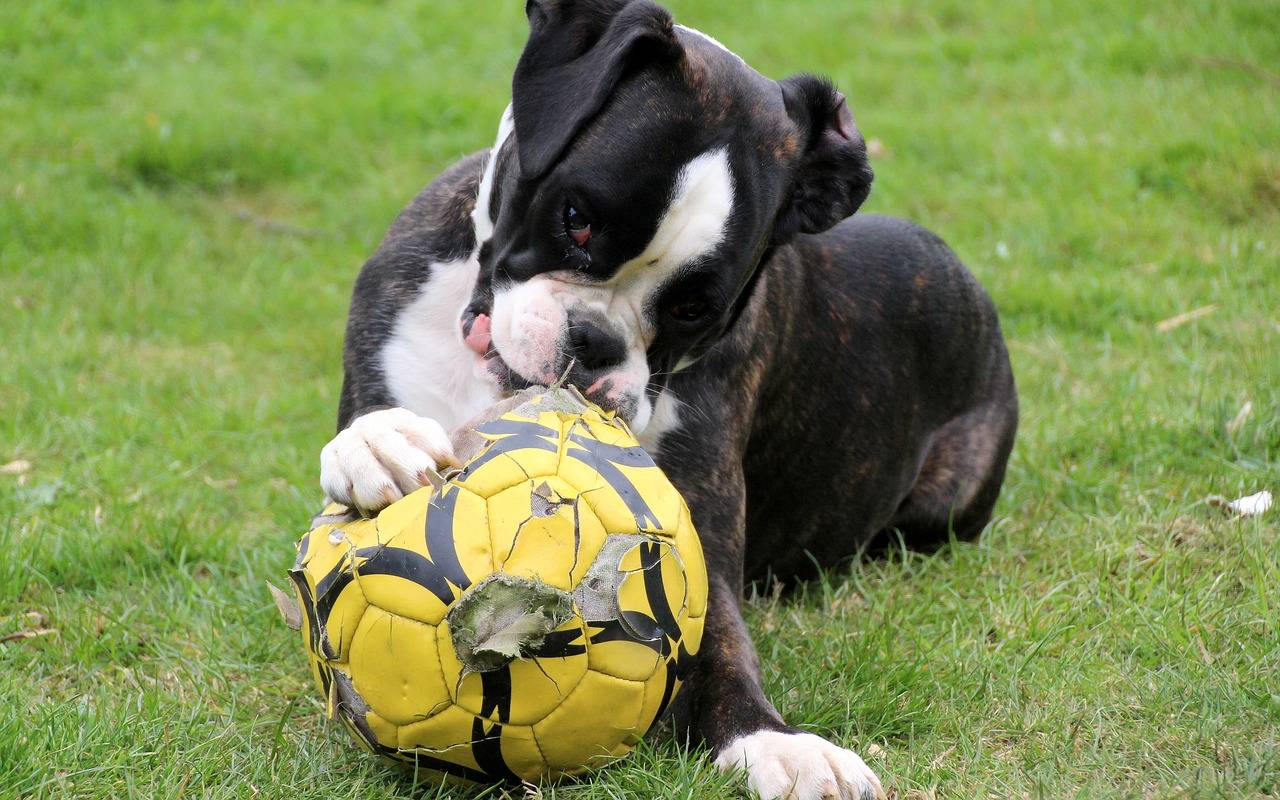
[287,388,707,783]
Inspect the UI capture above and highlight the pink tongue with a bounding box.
[464,314,492,356]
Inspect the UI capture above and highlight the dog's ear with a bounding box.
[514,0,680,180]
[772,74,874,244]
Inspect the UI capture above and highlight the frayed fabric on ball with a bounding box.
[285,389,707,783]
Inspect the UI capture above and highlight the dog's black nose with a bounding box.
[567,318,626,373]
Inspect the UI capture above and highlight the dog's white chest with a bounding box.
[379,255,500,431]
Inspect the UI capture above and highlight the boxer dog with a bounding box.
[319,1,1017,797]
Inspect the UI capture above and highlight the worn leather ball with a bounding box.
[288,389,706,782]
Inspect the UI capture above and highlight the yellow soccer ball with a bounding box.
[288,389,707,783]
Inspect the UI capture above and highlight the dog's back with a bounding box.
[702,214,1018,580]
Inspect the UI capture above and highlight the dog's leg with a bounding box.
[319,407,461,515]
[702,583,886,800]
[675,468,886,800]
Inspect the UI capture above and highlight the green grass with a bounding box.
[2,0,1278,797]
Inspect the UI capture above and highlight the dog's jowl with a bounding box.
[321,1,1017,797]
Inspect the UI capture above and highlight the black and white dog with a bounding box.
[319,1,1017,797]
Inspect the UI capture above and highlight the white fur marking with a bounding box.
[380,257,500,430]
[715,731,885,800]
[673,354,700,372]
[472,104,514,246]
[634,148,735,279]
[675,24,746,65]
[636,390,681,451]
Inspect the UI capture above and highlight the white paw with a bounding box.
[715,730,886,800]
[319,408,459,513]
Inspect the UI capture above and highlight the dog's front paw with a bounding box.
[319,408,459,513]
[715,730,886,800]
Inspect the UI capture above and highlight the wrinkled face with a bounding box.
[456,3,874,429]
[463,34,788,430]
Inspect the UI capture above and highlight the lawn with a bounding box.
[1,0,1278,797]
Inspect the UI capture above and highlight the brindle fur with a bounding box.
[654,215,1017,741]
[337,154,1017,747]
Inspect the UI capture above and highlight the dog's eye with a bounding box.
[564,204,592,248]
[668,298,710,323]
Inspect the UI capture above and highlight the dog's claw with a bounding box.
[320,408,457,514]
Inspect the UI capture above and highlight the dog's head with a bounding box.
[462,0,873,430]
